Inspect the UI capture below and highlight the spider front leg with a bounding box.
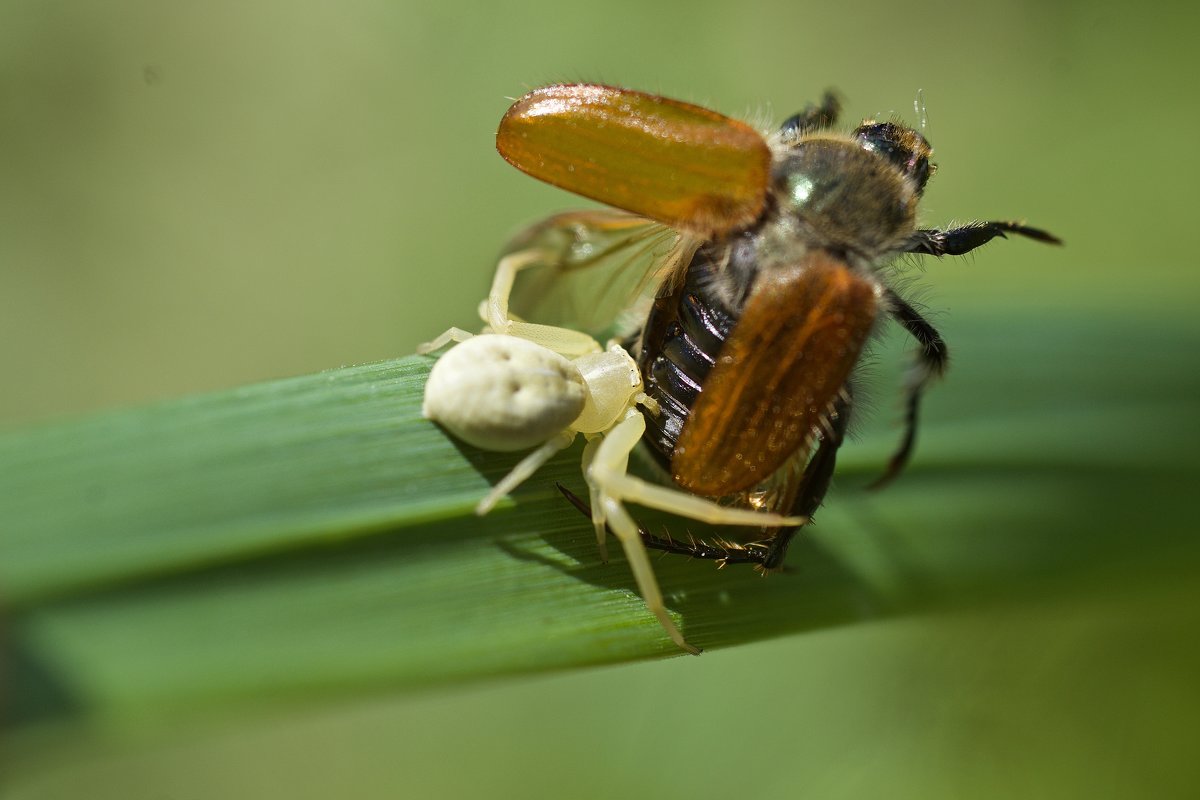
[587,408,697,655]
[557,482,774,566]
[584,407,807,654]
[588,410,807,532]
[483,248,601,356]
[601,487,700,655]
[579,435,609,562]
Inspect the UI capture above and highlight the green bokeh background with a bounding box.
[2,1,1197,798]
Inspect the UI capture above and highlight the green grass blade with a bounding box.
[1,358,477,603]
[1,354,875,729]
[2,314,1196,731]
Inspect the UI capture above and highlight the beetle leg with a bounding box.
[778,91,841,140]
[868,292,948,490]
[757,391,853,570]
[903,221,1061,256]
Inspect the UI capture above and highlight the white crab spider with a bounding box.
[418,250,806,654]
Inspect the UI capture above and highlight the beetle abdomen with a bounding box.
[639,251,736,469]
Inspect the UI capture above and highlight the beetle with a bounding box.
[491,84,1060,644]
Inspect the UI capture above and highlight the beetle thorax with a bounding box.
[765,137,918,264]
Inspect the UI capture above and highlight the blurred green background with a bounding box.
[2,0,1197,798]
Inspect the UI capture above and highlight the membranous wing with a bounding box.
[503,209,699,341]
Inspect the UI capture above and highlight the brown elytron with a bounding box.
[498,84,770,237]
[670,253,878,496]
